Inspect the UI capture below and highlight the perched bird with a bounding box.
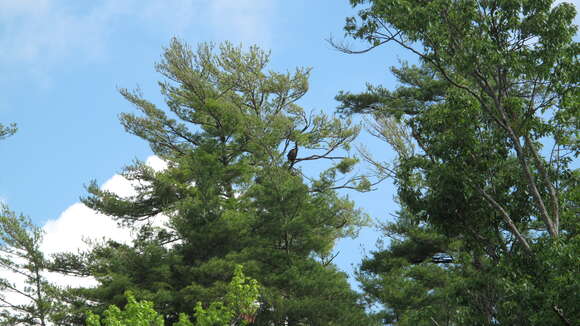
[287,143,298,168]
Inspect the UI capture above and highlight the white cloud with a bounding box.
[101,174,139,198]
[41,202,133,256]
[40,202,123,289]
[41,155,169,256]
[38,155,172,292]
[0,0,51,16]
[146,155,169,172]
[0,155,168,307]
[0,0,277,80]
[0,1,106,66]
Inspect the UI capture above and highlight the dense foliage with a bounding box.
[52,39,374,326]
[1,1,578,325]
[86,265,260,326]
[337,0,579,324]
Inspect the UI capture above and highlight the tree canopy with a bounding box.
[86,265,261,326]
[53,39,375,326]
[336,0,579,324]
[0,2,578,325]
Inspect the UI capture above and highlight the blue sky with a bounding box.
[1,0,578,289]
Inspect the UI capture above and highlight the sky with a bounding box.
[0,0,578,293]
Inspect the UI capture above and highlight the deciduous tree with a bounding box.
[336,0,578,323]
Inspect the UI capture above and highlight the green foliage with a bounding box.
[86,265,261,326]
[0,122,16,140]
[224,265,260,322]
[0,205,62,326]
[349,63,579,324]
[55,39,375,325]
[188,264,261,326]
[190,302,231,326]
[86,292,165,326]
[0,127,64,325]
[338,1,578,322]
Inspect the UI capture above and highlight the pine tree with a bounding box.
[58,39,376,325]
[0,206,62,326]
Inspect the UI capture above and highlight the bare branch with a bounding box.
[474,185,532,254]
[524,135,560,231]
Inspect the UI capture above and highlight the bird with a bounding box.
[287,142,298,169]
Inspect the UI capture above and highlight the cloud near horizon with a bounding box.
[41,155,168,257]
[0,156,167,315]
[0,155,168,298]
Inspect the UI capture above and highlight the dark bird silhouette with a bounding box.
[287,143,298,169]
